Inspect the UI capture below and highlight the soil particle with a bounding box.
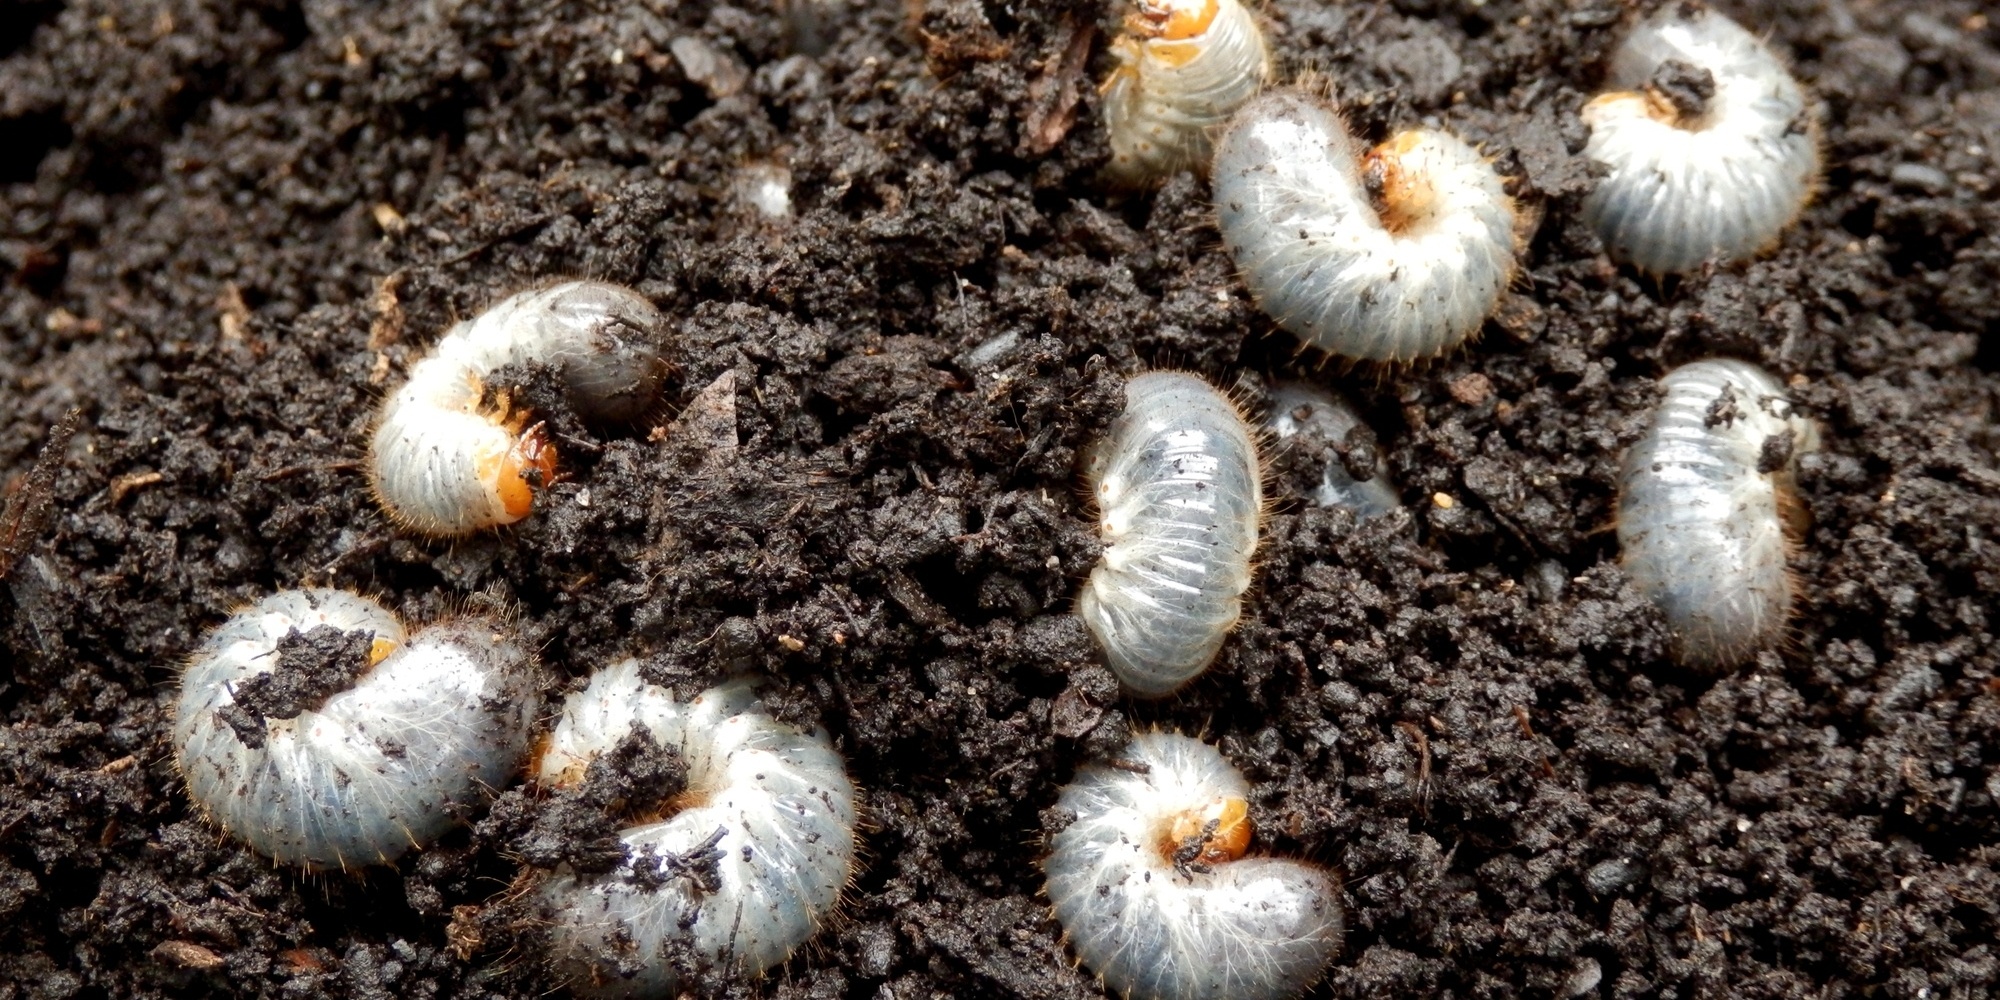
[2,0,1999,997]
[211,622,376,748]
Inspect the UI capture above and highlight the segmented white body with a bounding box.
[1581,9,1818,274]
[369,280,667,535]
[1078,372,1262,698]
[537,661,858,998]
[173,589,538,869]
[1044,733,1342,1000]
[1618,360,1819,669]
[1266,383,1399,517]
[1214,90,1519,362]
[1103,0,1272,184]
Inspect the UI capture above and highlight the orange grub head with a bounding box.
[1128,0,1221,41]
[1584,88,1690,129]
[1640,87,1684,124]
[527,733,564,788]
[1162,795,1251,870]
[481,422,558,520]
[1364,132,1441,236]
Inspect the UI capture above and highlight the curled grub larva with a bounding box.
[1581,7,1818,274]
[1266,383,1399,517]
[1618,359,1820,669]
[1103,0,1272,184]
[1044,732,1341,1000]
[173,589,538,869]
[369,280,668,536]
[1078,372,1263,698]
[1214,89,1519,362]
[535,660,858,998]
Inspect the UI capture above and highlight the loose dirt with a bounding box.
[2,0,1997,997]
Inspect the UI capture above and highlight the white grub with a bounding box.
[1618,359,1820,669]
[1044,732,1341,1000]
[1581,6,1819,274]
[1078,372,1262,698]
[535,661,858,998]
[369,280,668,536]
[173,589,538,869]
[1103,0,1272,185]
[1214,89,1519,362]
[1266,382,1400,517]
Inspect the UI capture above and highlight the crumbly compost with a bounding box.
[1,0,1998,997]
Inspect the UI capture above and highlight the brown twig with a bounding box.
[1395,720,1432,819]
[1019,16,1098,157]
[1514,705,1558,778]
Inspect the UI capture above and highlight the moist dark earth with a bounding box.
[1,0,1998,996]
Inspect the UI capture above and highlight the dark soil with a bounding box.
[3,0,1998,997]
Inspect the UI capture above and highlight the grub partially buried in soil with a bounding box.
[2,0,1999,997]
